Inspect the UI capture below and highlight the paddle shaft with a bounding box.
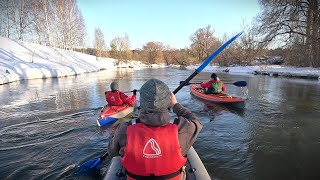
[185,82,241,85]
[180,80,247,87]
[172,31,243,94]
[101,151,109,160]
[173,71,199,94]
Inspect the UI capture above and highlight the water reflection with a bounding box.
[191,96,245,121]
[1,68,320,180]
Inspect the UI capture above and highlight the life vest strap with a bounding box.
[128,118,179,126]
[111,104,125,106]
[128,119,141,125]
[125,168,182,180]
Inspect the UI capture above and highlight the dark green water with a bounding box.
[0,68,320,180]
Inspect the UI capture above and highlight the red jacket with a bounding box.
[105,90,136,106]
[200,79,226,91]
[121,120,187,180]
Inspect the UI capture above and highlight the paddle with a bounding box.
[78,32,243,172]
[76,151,109,173]
[172,31,243,94]
[123,89,139,93]
[179,80,247,87]
[105,89,138,94]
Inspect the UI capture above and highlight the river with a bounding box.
[1,68,320,180]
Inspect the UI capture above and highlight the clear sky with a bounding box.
[77,0,261,49]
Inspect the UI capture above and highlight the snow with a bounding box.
[0,36,164,85]
[187,65,320,79]
[0,36,319,85]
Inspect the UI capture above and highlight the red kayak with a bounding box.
[96,102,136,127]
[190,84,245,108]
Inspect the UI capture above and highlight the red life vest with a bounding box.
[121,119,187,180]
[105,91,123,106]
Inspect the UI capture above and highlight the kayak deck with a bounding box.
[103,146,211,180]
[96,104,135,127]
[190,84,245,108]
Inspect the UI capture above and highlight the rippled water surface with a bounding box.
[1,68,320,180]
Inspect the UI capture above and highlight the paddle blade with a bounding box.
[82,159,101,168]
[75,158,102,174]
[197,31,243,73]
[232,81,247,87]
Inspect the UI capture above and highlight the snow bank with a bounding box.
[186,65,320,80]
[0,36,116,84]
[1,36,319,85]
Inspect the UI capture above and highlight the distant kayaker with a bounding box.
[200,73,226,94]
[105,82,137,106]
[108,78,203,180]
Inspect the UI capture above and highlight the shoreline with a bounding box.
[1,36,320,86]
[185,65,320,80]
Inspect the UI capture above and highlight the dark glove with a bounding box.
[132,89,138,95]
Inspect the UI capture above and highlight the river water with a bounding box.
[1,68,320,180]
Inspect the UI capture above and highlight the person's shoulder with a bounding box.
[176,116,194,124]
[119,121,130,127]
[115,121,130,134]
[118,90,125,94]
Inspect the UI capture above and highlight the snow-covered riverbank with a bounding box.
[1,36,319,85]
[0,36,166,85]
[187,65,320,80]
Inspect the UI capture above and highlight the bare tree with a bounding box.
[131,49,142,61]
[64,0,84,50]
[162,46,193,66]
[235,20,266,65]
[173,49,192,66]
[30,0,46,44]
[1,0,87,54]
[75,10,87,52]
[43,0,52,46]
[110,34,132,64]
[142,41,164,64]
[7,0,33,41]
[257,0,320,67]
[110,43,120,61]
[190,25,218,63]
[29,0,55,45]
[216,34,238,66]
[163,46,176,65]
[53,0,68,49]
[94,27,105,59]
[0,0,15,38]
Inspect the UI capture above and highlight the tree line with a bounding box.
[1,0,319,67]
[0,0,86,50]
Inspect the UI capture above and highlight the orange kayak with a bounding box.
[190,84,245,108]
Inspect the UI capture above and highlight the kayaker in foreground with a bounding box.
[200,73,226,94]
[107,78,203,180]
[105,81,137,106]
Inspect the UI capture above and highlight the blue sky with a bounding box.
[78,0,260,49]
